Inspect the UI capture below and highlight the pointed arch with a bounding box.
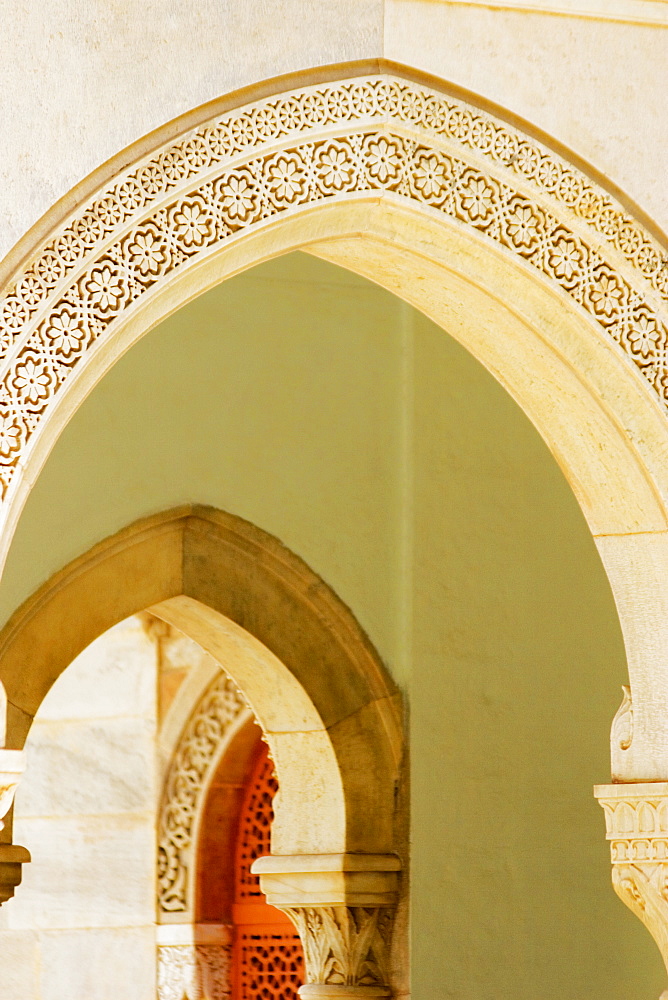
[1,62,668,779]
[0,506,402,857]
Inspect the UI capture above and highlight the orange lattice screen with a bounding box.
[232,742,304,1000]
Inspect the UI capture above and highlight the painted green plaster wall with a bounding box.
[0,253,663,997]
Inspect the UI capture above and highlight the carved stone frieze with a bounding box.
[157,943,232,1000]
[595,782,668,974]
[0,73,667,506]
[158,673,247,914]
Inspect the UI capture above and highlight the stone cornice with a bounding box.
[433,0,668,27]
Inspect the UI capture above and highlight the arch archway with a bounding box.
[0,64,667,784]
[0,505,404,995]
[0,505,401,857]
[2,61,668,989]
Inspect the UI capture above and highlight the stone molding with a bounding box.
[0,70,666,512]
[157,671,248,915]
[253,854,400,998]
[157,923,232,1000]
[0,843,31,905]
[595,782,668,974]
[439,0,668,27]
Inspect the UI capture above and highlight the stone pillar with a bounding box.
[252,854,400,999]
[595,781,668,982]
[0,748,29,904]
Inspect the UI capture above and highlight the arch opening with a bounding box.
[1,65,668,780]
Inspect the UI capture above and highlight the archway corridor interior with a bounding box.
[0,252,663,999]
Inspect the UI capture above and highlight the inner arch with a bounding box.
[0,251,664,997]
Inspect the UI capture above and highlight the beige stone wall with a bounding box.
[0,617,158,1000]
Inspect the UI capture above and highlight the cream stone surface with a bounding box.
[18,718,155,817]
[34,617,156,722]
[0,1,384,263]
[0,2,666,266]
[385,5,668,233]
[253,854,401,907]
[0,617,160,997]
[1,929,39,1000]
[1,62,667,801]
[39,926,156,1000]
[0,0,668,1000]
[595,531,668,781]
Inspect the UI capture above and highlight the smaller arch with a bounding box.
[0,505,402,856]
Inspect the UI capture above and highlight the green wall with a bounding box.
[0,253,663,997]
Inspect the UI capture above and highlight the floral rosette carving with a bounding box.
[0,72,667,503]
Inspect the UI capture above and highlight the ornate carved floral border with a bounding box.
[157,672,247,915]
[0,73,667,500]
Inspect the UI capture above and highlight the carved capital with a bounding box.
[595,782,668,975]
[252,854,400,998]
[283,905,393,998]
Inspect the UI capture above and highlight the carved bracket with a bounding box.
[252,854,400,999]
[595,782,668,977]
[0,843,30,904]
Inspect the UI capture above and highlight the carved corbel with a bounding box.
[252,854,400,998]
[0,748,30,904]
[595,781,668,981]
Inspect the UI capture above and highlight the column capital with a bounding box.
[251,854,401,999]
[595,782,668,978]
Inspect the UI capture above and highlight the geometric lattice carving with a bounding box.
[235,747,278,902]
[158,672,247,914]
[595,782,668,977]
[157,942,232,1000]
[236,931,303,1000]
[232,742,305,999]
[2,74,668,504]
